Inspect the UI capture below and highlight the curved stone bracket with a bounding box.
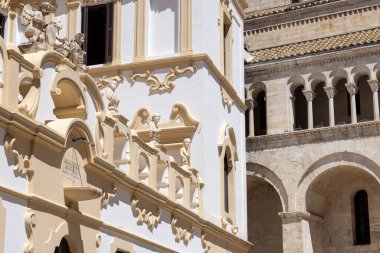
[131,196,161,232]
[4,133,33,178]
[171,215,195,246]
[101,184,117,209]
[129,65,197,91]
[201,231,211,253]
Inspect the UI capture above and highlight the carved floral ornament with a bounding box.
[171,215,195,246]
[101,184,117,209]
[131,196,161,231]
[129,65,198,92]
[24,209,37,253]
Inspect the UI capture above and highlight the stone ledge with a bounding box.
[247,121,380,151]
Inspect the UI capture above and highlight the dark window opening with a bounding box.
[0,14,5,38]
[223,24,230,77]
[224,154,229,213]
[294,86,308,130]
[82,3,113,65]
[54,238,71,253]
[354,190,371,245]
[254,91,267,136]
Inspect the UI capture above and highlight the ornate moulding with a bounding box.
[201,231,211,253]
[130,104,199,146]
[24,209,36,253]
[129,65,197,92]
[171,215,194,246]
[4,133,33,178]
[131,195,161,232]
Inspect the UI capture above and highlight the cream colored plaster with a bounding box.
[109,237,135,253]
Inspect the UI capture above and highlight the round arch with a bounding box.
[246,163,288,211]
[43,222,80,253]
[296,152,380,211]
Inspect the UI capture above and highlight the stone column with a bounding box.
[368,80,380,121]
[66,1,80,40]
[279,212,314,253]
[180,0,193,55]
[302,90,315,129]
[345,83,358,124]
[7,10,17,44]
[134,0,146,61]
[112,0,122,64]
[323,86,337,127]
[245,98,256,137]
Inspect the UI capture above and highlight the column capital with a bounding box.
[368,80,379,93]
[345,82,358,95]
[245,98,256,110]
[302,90,315,102]
[323,86,337,98]
[66,1,80,9]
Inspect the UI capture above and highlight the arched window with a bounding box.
[254,91,267,136]
[354,190,371,245]
[54,238,71,253]
[294,86,307,130]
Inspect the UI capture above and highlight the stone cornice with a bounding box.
[231,0,249,19]
[247,121,380,151]
[245,3,380,37]
[88,54,247,111]
[245,44,380,81]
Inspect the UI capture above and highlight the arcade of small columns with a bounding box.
[245,63,380,136]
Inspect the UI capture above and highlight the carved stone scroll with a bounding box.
[4,133,33,178]
[221,87,233,111]
[131,196,161,231]
[129,65,198,91]
[201,231,211,253]
[171,215,195,246]
[24,209,36,253]
[101,184,117,209]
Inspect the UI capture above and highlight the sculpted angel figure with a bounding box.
[68,33,87,72]
[105,78,121,111]
[150,113,161,142]
[180,138,191,166]
[20,2,52,50]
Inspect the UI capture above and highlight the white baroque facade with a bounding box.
[245,0,380,253]
[0,0,251,252]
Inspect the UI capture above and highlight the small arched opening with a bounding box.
[356,75,373,122]
[54,238,71,253]
[254,91,267,136]
[293,85,307,130]
[334,79,351,125]
[313,82,329,128]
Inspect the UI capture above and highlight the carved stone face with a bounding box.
[183,139,190,149]
[152,114,161,124]
[40,2,52,16]
[53,17,62,30]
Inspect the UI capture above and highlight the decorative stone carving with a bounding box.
[180,138,191,167]
[4,133,33,178]
[95,234,101,248]
[220,0,233,20]
[221,216,228,229]
[201,231,211,253]
[96,75,124,112]
[345,82,358,95]
[131,196,161,231]
[171,215,194,246]
[19,2,53,53]
[67,33,87,72]
[323,86,337,98]
[149,113,161,143]
[302,89,316,102]
[101,185,117,209]
[24,209,36,253]
[129,65,198,91]
[221,87,233,111]
[231,225,238,235]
